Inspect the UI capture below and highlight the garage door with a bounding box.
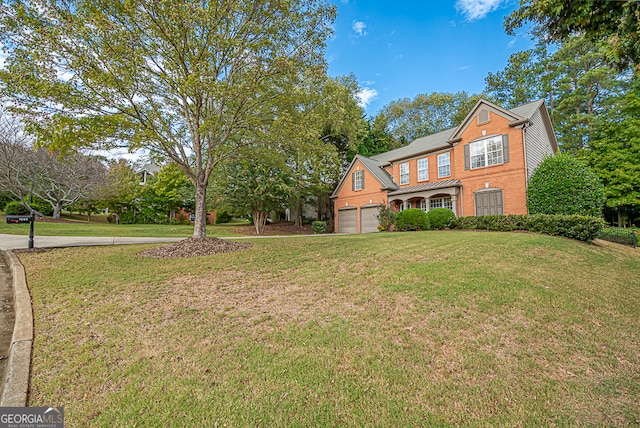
[360,206,379,233]
[338,208,357,233]
[475,189,504,216]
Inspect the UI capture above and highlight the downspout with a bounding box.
[521,122,531,214]
[459,185,464,217]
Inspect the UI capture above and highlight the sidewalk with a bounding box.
[0,234,185,251]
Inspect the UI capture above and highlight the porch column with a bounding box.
[425,197,431,212]
[451,195,458,216]
[402,199,407,211]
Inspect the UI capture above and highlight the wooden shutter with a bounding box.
[361,171,365,190]
[502,134,510,163]
[464,144,470,170]
[351,172,355,191]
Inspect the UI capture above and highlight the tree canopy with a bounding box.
[0,0,336,238]
[505,0,640,70]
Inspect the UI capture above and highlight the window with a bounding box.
[438,152,450,178]
[418,158,429,181]
[419,199,427,211]
[400,162,409,185]
[430,197,453,210]
[470,135,503,169]
[353,170,364,191]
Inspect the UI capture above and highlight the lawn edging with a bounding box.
[0,251,33,406]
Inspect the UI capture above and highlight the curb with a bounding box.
[0,251,33,406]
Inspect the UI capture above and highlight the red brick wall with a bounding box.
[453,113,528,215]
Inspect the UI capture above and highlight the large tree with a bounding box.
[0,0,335,238]
[588,81,640,226]
[505,0,640,71]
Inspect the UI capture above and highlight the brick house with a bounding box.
[330,99,558,233]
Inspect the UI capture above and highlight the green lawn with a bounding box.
[17,231,640,427]
[0,215,250,237]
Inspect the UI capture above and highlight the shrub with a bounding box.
[449,214,603,242]
[395,208,430,231]
[0,193,12,211]
[30,200,54,217]
[215,210,232,224]
[312,221,327,234]
[4,201,29,215]
[527,154,605,217]
[427,208,456,229]
[376,204,397,232]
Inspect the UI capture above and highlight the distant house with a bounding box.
[331,99,558,233]
[139,163,160,185]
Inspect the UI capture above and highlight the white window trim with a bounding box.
[354,170,364,191]
[470,135,503,170]
[399,162,409,185]
[438,153,450,178]
[417,158,429,182]
[430,197,453,210]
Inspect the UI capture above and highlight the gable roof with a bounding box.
[330,154,398,199]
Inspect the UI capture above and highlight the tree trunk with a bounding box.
[193,182,208,239]
[295,200,304,228]
[253,210,267,235]
[53,201,63,219]
[617,208,622,227]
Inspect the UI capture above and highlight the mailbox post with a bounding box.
[5,210,36,249]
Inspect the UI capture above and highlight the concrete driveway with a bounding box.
[0,234,184,250]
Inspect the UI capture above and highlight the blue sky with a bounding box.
[326,0,532,117]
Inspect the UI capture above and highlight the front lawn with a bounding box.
[18,231,640,426]
[0,216,252,237]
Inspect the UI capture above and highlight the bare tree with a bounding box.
[0,109,107,217]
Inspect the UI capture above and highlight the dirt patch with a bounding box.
[137,237,251,259]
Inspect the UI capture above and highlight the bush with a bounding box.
[215,210,232,224]
[30,200,54,217]
[449,214,603,242]
[376,204,397,232]
[312,221,327,234]
[427,208,456,229]
[4,201,29,215]
[527,154,605,217]
[0,193,12,211]
[395,208,430,231]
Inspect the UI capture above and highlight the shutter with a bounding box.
[502,134,510,163]
[361,171,365,190]
[351,172,355,191]
[464,144,470,170]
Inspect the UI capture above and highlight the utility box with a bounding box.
[6,215,33,224]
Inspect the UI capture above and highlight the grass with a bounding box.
[0,215,250,237]
[17,231,640,427]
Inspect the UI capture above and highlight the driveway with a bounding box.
[0,234,185,251]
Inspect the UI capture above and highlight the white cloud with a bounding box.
[455,0,507,21]
[507,38,517,48]
[357,87,378,108]
[352,20,367,37]
[459,65,471,71]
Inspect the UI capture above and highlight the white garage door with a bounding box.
[338,208,357,234]
[360,206,379,233]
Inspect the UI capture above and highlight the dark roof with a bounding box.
[387,179,462,196]
[371,99,546,163]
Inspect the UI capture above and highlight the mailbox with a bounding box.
[6,215,33,224]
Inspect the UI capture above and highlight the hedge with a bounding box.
[449,214,604,242]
